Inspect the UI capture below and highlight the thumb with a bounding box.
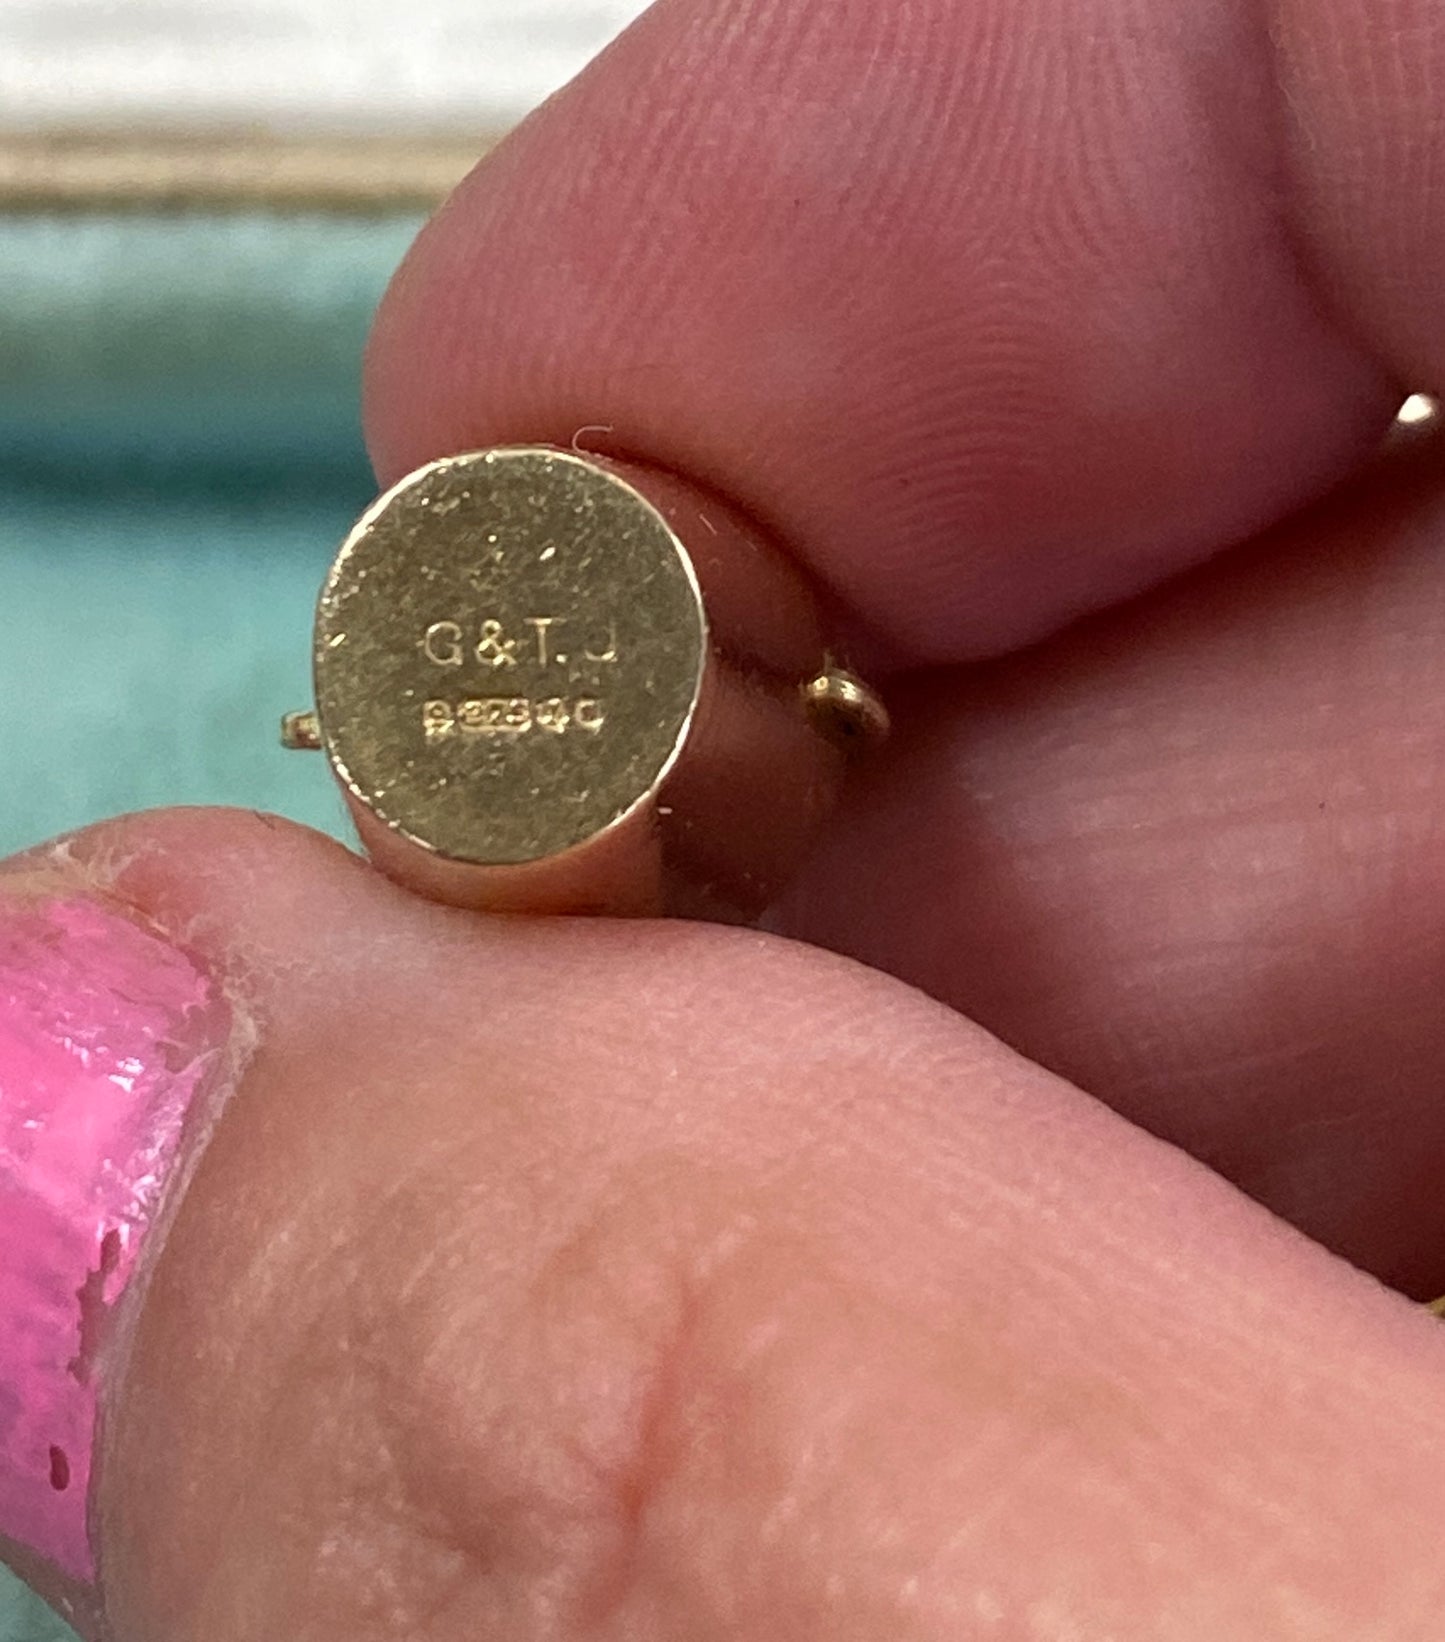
[5,811,1445,1640]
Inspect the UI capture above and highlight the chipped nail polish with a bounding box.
[0,894,228,1583]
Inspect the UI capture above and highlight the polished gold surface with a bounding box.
[289,445,886,919]
[316,447,706,871]
[804,666,892,747]
[0,132,489,212]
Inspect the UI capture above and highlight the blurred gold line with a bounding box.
[0,132,495,212]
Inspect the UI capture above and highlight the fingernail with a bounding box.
[0,889,230,1584]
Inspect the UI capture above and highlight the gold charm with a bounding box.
[283,446,887,919]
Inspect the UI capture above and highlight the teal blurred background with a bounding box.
[1,206,424,1640]
[0,210,426,860]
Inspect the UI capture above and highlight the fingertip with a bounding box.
[364,0,1400,663]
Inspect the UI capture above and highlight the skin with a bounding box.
[8,0,1445,1635]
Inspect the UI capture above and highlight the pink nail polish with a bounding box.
[0,895,228,1584]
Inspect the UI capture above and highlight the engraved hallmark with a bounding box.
[421,617,620,670]
[423,698,607,738]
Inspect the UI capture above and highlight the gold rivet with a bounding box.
[803,665,892,748]
[280,710,322,751]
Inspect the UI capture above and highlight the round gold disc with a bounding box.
[314,448,708,866]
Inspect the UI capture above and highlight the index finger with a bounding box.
[364,0,1439,664]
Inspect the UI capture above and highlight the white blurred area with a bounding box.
[0,0,649,132]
